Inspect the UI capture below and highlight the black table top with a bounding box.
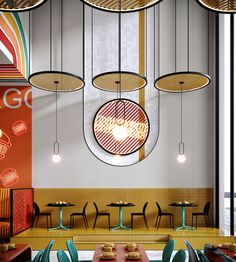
[47,203,75,207]
[107,202,135,207]
[169,202,198,207]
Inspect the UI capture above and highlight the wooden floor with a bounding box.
[11,227,234,251]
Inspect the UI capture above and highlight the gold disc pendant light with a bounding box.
[80,0,163,13]
[28,0,84,92]
[196,0,236,13]
[0,0,47,12]
[154,0,211,93]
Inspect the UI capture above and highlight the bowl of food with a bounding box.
[126,252,142,260]
[100,252,116,260]
[126,243,137,252]
[103,243,115,248]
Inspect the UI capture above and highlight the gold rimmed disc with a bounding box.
[196,0,236,13]
[81,0,163,12]
[0,0,47,12]
[28,71,84,92]
[92,71,147,92]
[154,71,211,93]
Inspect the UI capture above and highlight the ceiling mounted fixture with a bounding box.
[28,0,84,92]
[81,0,163,13]
[154,0,211,92]
[196,0,236,13]
[0,0,47,12]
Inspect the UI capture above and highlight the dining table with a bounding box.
[169,202,198,230]
[0,244,31,262]
[107,202,135,230]
[47,202,75,230]
[92,244,149,262]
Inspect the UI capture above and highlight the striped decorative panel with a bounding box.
[198,0,236,12]
[0,222,10,239]
[0,189,10,219]
[93,99,149,155]
[0,0,46,11]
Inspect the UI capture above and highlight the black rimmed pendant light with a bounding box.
[196,0,236,13]
[154,0,211,93]
[0,0,47,12]
[28,0,84,92]
[80,0,163,13]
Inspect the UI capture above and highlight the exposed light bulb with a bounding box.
[0,129,2,138]
[113,124,128,141]
[177,154,186,163]
[52,153,61,163]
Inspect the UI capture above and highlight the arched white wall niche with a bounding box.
[83,5,160,166]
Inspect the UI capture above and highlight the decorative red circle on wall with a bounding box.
[93,99,149,155]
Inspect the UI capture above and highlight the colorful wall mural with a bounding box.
[0,12,31,188]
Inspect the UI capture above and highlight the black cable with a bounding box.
[50,0,52,71]
[145,9,147,78]
[118,5,121,99]
[187,0,190,71]
[29,10,31,77]
[61,0,63,72]
[175,0,177,72]
[91,8,93,79]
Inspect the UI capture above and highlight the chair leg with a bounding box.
[108,215,110,231]
[50,215,52,228]
[131,215,134,229]
[192,215,194,227]
[83,215,87,229]
[143,215,149,230]
[157,215,161,229]
[70,215,73,229]
[35,216,39,228]
[93,215,98,230]
[46,216,49,230]
[169,215,171,228]
[172,215,174,229]
[195,216,198,229]
[85,215,89,228]
[208,215,213,228]
[155,215,159,228]
[204,215,208,227]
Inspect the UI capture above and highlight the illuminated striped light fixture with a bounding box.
[0,0,47,12]
[81,0,163,13]
[196,0,236,13]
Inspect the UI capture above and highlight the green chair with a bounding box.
[40,240,54,262]
[66,239,92,262]
[150,239,175,262]
[172,250,186,262]
[33,250,44,262]
[197,250,209,262]
[57,250,70,262]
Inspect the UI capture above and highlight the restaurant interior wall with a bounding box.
[31,0,215,189]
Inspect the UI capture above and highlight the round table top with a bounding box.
[169,202,198,207]
[107,202,135,207]
[47,203,75,207]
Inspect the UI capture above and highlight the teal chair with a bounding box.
[33,250,44,262]
[66,239,92,262]
[40,240,54,262]
[197,250,209,262]
[150,239,175,262]
[172,250,186,262]
[57,250,70,262]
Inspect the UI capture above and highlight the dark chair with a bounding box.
[131,202,149,229]
[25,250,44,262]
[40,240,54,262]
[185,240,199,262]
[150,239,175,262]
[33,202,52,230]
[155,202,174,229]
[93,202,110,230]
[172,249,186,262]
[191,202,212,229]
[57,250,70,262]
[70,202,89,229]
[196,250,209,262]
[66,239,92,262]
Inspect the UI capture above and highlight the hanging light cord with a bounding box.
[55,82,58,143]
[61,0,63,72]
[53,81,59,154]
[91,8,94,79]
[29,10,31,77]
[187,0,190,71]
[50,0,52,71]
[118,2,122,99]
[180,83,183,143]
[175,0,177,72]
[145,9,147,78]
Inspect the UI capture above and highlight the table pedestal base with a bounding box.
[49,207,70,231]
[112,207,130,231]
[175,207,195,231]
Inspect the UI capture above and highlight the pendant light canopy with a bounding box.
[154,0,211,93]
[196,0,236,13]
[81,0,163,13]
[28,0,84,92]
[0,0,47,12]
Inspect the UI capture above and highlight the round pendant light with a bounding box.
[28,71,84,92]
[81,0,163,13]
[196,0,236,13]
[0,0,47,12]
[93,99,150,155]
[92,71,147,92]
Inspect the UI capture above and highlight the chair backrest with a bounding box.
[40,240,54,262]
[57,250,70,262]
[197,250,209,262]
[93,202,99,214]
[203,202,211,215]
[33,202,40,216]
[162,239,175,262]
[142,202,148,214]
[83,202,88,214]
[66,239,78,262]
[185,240,199,262]
[156,202,162,215]
[32,250,44,262]
[172,250,186,262]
